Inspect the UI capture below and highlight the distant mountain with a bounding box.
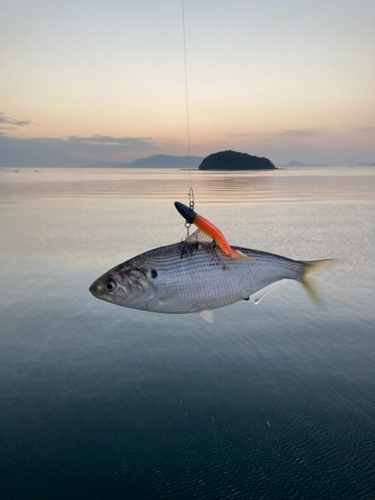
[284,161,305,167]
[199,150,275,170]
[282,160,325,167]
[81,161,124,168]
[283,161,375,167]
[82,155,203,169]
[128,155,203,168]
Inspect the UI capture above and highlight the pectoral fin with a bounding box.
[198,310,214,323]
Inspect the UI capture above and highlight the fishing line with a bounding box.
[182,0,191,159]
[181,0,194,218]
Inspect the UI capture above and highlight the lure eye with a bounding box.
[105,278,117,292]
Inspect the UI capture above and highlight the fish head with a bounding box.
[89,265,156,308]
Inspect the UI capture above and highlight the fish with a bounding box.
[89,205,333,316]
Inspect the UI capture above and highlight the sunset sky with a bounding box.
[1,0,374,167]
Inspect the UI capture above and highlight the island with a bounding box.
[198,150,275,170]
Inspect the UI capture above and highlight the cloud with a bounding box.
[67,135,154,146]
[231,127,375,148]
[216,127,375,166]
[357,126,375,134]
[0,135,158,168]
[1,126,374,168]
[0,112,32,132]
[275,129,318,138]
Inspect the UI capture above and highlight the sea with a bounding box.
[1,167,375,499]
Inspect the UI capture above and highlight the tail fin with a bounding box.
[300,259,335,307]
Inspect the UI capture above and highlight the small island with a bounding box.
[199,150,276,170]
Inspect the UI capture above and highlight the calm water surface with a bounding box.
[1,168,375,499]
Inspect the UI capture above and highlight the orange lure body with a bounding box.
[193,215,242,259]
[174,202,255,262]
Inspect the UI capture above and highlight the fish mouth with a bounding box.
[89,281,105,298]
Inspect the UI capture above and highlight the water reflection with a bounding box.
[1,167,375,499]
[0,167,374,204]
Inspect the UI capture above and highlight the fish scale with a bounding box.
[89,232,328,315]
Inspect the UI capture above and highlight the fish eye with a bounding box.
[151,269,158,279]
[105,278,117,292]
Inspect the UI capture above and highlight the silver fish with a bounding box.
[89,230,333,315]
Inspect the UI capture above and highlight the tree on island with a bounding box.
[198,150,275,170]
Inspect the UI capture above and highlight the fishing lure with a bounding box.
[174,202,255,261]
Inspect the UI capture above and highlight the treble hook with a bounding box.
[188,187,194,211]
[183,188,194,239]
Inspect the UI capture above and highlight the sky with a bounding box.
[1,0,374,167]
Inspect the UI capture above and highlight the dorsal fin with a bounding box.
[186,229,213,244]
